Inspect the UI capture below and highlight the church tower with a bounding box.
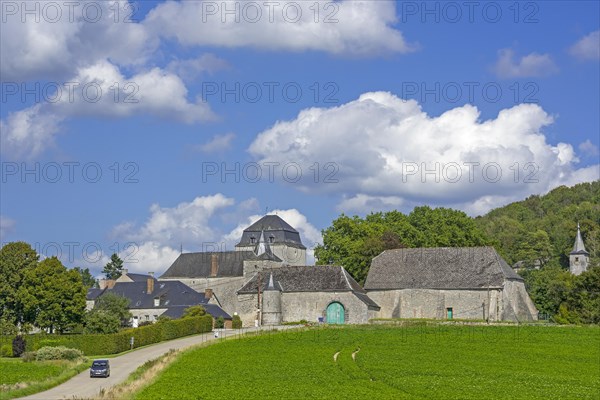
[569,223,589,276]
[236,215,307,265]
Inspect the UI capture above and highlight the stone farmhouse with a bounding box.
[160,215,379,326]
[157,215,539,325]
[363,247,538,321]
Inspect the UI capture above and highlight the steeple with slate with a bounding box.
[569,223,589,275]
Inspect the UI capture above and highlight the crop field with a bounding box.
[0,358,89,399]
[134,324,599,400]
[0,358,68,386]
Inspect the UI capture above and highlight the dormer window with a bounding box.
[269,235,274,243]
[154,298,160,307]
[250,236,256,244]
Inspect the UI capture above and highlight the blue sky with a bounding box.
[1,0,599,276]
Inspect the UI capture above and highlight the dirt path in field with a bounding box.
[21,326,288,400]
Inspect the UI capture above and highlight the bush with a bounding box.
[1,344,12,357]
[232,315,242,329]
[22,351,36,362]
[35,346,84,361]
[215,317,225,329]
[138,321,153,327]
[12,335,26,357]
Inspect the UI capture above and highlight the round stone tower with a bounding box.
[261,273,282,325]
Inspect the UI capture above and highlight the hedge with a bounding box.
[0,315,213,356]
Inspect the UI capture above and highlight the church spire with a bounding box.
[571,223,588,254]
[569,223,589,276]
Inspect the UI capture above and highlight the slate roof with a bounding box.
[91,273,231,320]
[125,273,151,282]
[86,288,105,300]
[364,247,523,291]
[107,278,207,309]
[236,215,306,249]
[237,266,379,309]
[161,251,252,278]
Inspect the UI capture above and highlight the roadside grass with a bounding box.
[133,324,600,400]
[0,358,91,400]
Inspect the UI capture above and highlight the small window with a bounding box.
[250,237,256,244]
[153,315,158,320]
[446,308,453,320]
[154,298,160,307]
[269,235,274,243]
[575,257,579,262]
[145,315,149,321]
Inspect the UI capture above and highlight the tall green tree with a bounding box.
[18,257,86,333]
[315,207,490,284]
[94,292,132,327]
[0,242,39,325]
[73,267,97,288]
[84,309,120,334]
[102,253,124,280]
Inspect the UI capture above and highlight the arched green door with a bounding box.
[326,302,345,324]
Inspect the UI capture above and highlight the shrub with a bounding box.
[22,351,36,362]
[12,335,26,357]
[138,321,153,327]
[232,315,242,329]
[1,344,12,357]
[215,317,225,329]
[35,346,84,361]
[156,315,171,323]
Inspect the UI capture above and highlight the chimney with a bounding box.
[210,254,218,277]
[147,277,154,294]
[99,279,117,289]
[205,288,213,300]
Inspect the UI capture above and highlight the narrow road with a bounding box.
[22,326,285,400]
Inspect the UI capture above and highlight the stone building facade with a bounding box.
[364,247,538,322]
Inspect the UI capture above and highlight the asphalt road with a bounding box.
[22,326,277,400]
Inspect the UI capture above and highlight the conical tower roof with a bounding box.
[570,223,589,255]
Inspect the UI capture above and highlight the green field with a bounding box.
[0,358,90,400]
[135,324,600,400]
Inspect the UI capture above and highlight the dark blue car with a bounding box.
[90,359,110,378]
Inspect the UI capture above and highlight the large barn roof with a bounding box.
[364,246,522,291]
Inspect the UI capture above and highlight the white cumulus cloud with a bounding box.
[569,30,600,61]
[249,91,600,215]
[493,48,559,78]
[0,60,215,160]
[144,0,412,56]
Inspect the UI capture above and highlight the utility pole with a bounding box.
[257,271,262,327]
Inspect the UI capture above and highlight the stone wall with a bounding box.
[368,288,507,321]
[280,291,375,324]
[501,280,539,321]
